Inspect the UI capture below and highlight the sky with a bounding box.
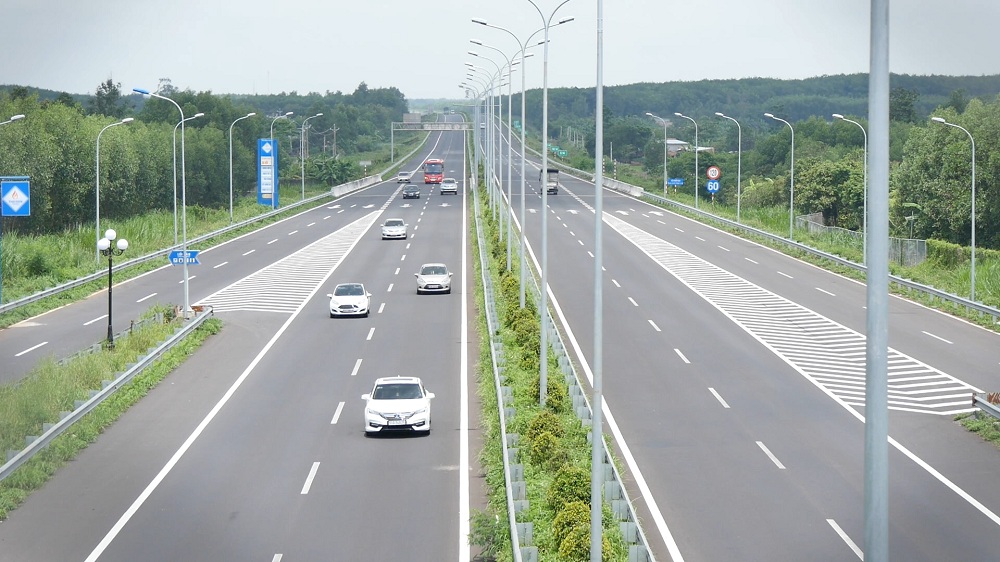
[5,0,1000,101]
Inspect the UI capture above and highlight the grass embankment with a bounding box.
[0,306,222,519]
[470,189,627,561]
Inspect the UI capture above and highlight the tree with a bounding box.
[89,78,129,118]
[889,87,919,123]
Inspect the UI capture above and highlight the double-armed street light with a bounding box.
[300,112,323,201]
[673,112,700,208]
[97,229,128,349]
[229,112,256,224]
[96,117,134,260]
[764,112,795,239]
[269,111,294,209]
[932,116,977,301]
[715,112,743,223]
[173,112,204,245]
[833,113,868,264]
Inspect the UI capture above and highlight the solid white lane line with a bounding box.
[331,402,345,425]
[718,246,730,252]
[378,303,386,314]
[394,267,400,275]
[745,257,758,264]
[136,293,157,303]
[674,349,690,364]
[267,239,278,245]
[756,441,786,469]
[648,320,661,332]
[922,331,953,344]
[695,236,706,241]
[300,462,320,494]
[387,283,394,292]
[827,519,863,559]
[777,271,793,279]
[242,249,255,256]
[628,297,638,307]
[213,261,228,269]
[612,279,621,288]
[709,388,730,408]
[350,358,362,377]
[816,287,836,296]
[84,315,108,326]
[367,328,375,341]
[15,342,48,357]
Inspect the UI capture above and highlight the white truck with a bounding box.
[540,168,559,194]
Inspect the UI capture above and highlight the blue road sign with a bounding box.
[257,139,279,207]
[169,250,201,265]
[706,179,721,193]
[1,180,31,217]
[667,178,685,186]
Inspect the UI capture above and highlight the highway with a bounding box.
[0,124,476,560]
[491,132,1000,560]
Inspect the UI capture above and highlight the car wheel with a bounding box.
[329,313,334,318]
[446,288,452,294]
[364,311,370,318]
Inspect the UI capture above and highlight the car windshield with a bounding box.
[372,383,423,400]
[405,185,418,190]
[443,179,456,184]
[421,265,447,275]
[385,219,404,227]
[334,284,364,296]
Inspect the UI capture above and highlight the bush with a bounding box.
[927,238,963,268]
[526,410,564,441]
[558,524,612,562]
[552,500,589,548]
[530,371,568,414]
[528,430,563,467]
[547,465,591,509]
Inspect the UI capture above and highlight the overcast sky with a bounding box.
[5,0,1000,101]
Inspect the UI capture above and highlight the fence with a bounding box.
[796,212,927,266]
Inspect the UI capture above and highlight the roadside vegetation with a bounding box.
[0,306,222,520]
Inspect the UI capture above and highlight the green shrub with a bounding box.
[552,500,589,548]
[469,509,503,558]
[526,410,564,441]
[547,465,591,509]
[558,523,612,561]
[530,371,569,414]
[529,430,568,469]
[927,238,963,268]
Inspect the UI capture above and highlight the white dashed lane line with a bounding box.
[213,262,228,269]
[330,402,345,424]
[350,359,362,377]
[756,441,786,469]
[718,246,730,252]
[15,341,48,357]
[387,284,394,292]
[267,239,278,245]
[777,271,793,279]
[745,258,758,264]
[136,293,157,303]
[378,303,386,314]
[695,236,706,241]
[827,519,863,559]
[628,297,638,307]
[648,320,661,332]
[288,230,298,236]
[367,328,375,341]
[243,249,255,256]
[307,222,315,227]
[816,287,836,296]
[709,388,730,408]
[300,462,321,494]
[612,279,621,288]
[178,276,196,283]
[394,267,400,275]
[84,315,107,326]
[922,331,953,345]
[674,349,690,364]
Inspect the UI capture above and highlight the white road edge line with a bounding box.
[459,129,471,562]
[300,462,320,494]
[709,388,730,408]
[827,519,863,559]
[330,402,345,425]
[756,441,786,469]
[350,358,363,377]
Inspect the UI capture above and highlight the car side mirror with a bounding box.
[414,273,418,277]
[366,292,372,297]
[326,294,333,298]
[448,272,453,277]
[426,392,435,399]
[362,394,370,400]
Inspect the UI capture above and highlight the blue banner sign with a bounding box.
[258,139,279,207]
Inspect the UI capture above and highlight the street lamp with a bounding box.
[172,112,204,245]
[133,87,193,317]
[270,111,294,209]
[932,116,977,301]
[715,112,743,223]
[300,112,323,201]
[674,112,699,209]
[0,114,25,126]
[96,117,134,260]
[229,112,256,224]
[528,0,574,408]
[833,113,868,265]
[645,112,669,197]
[765,112,795,239]
[469,53,504,226]
[97,229,128,349]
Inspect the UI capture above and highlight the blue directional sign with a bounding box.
[706,179,721,193]
[667,178,685,186]
[168,250,201,265]
[257,139,279,207]
[1,179,30,217]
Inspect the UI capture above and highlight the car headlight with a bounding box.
[413,407,427,415]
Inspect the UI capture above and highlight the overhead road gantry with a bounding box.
[390,120,471,161]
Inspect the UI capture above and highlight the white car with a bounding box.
[439,177,459,195]
[327,283,371,317]
[380,218,408,240]
[396,170,413,183]
[362,376,435,435]
[415,263,452,294]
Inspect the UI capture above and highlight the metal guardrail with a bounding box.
[972,393,1000,421]
[0,306,214,482]
[529,147,1000,323]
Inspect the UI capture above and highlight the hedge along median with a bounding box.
[469,185,627,562]
[0,305,222,519]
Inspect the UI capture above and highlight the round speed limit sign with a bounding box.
[706,165,722,180]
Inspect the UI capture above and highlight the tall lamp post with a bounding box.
[528,0,574,408]
[300,112,323,201]
[134,87,194,317]
[173,112,204,245]
[97,229,128,349]
[270,111,294,209]
[765,112,795,239]
[932,116,977,301]
[833,113,868,264]
[715,112,743,223]
[673,112,699,209]
[229,112,256,224]
[0,113,25,306]
[96,117,134,260]
[645,112,669,196]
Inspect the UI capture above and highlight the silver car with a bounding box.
[439,177,459,195]
[380,218,407,240]
[415,263,452,294]
[396,170,413,183]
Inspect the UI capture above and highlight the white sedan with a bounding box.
[396,170,413,183]
[327,283,371,317]
[380,218,408,240]
[415,263,452,294]
[362,376,435,435]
